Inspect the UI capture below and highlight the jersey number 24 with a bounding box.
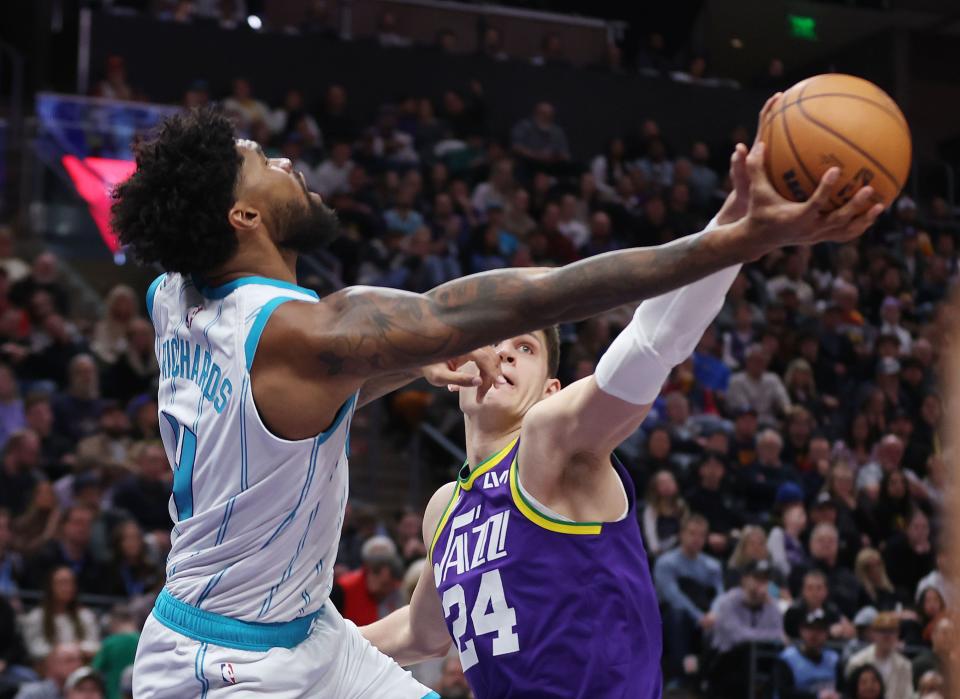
[442,569,519,671]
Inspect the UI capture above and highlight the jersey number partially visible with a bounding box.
[442,569,519,672]
[162,412,197,520]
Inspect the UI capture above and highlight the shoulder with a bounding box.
[423,481,459,543]
[702,554,722,572]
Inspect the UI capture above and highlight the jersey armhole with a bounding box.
[427,484,462,559]
[244,296,300,371]
[509,455,603,535]
[145,272,166,328]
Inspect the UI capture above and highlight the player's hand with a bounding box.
[699,613,716,630]
[742,138,884,254]
[422,347,505,402]
[717,94,781,225]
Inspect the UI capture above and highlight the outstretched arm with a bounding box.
[361,483,455,665]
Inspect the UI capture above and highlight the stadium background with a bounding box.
[0,1,959,697]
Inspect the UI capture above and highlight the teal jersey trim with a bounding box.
[145,273,166,322]
[153,588,320,651]
[244,296,300,371]
[197,275,319,300]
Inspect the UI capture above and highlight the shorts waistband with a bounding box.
[152,588,321,651]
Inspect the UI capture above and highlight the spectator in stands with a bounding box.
[580,211,617,257]
[707,559,783,696]
[726,344,791,424]
[0,363,25,451]
[846,663,885,699]
[641,470,686,558]
[0,591,34,693]
[60,667,105,699]
[654,514,723,681]
[556,194,589,250]
[90,287,138,366]
[12,481,59,556]
[90,607,139,699]
[911,616,952,692]
[915,549,952,608]
[20,567,100,662]
[845,612,912,699]
[510,102,570,172]
[23,506,105,596]
[376,11,411,48]
[0,228,29,284]
[790,523,861,618]
[101,521,161,600]
[93,56,133,102]
[775,609,841,699]
[783,569,853,641]
[854,548,901,612]
[433,654,470,699]
[12,643,83,699]
[313,142,354,199]
[725,525,778,589]
[53,355,105,444]
[0,429,42,517]
[0,508,22,602]
[531,33,568,67]
[769,500,809,579]
[24,394,72,481]
[383,185,425,237]
[685,453,739,557]
[222,78,271,138]
[75,403,133,473]
[883,509,934,599]
[110,441,171,537]
[101,319,157,405]
[471,160,515,220]
[10,253,69,317]
[736,429,799,524]
[335,536,404,626]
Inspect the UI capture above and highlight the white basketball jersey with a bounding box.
[147,273,355,623]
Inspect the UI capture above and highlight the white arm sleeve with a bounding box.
[595,217,742,405]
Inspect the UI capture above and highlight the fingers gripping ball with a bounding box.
[761,73,911,210]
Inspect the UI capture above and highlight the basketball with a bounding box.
[761,73,912,209]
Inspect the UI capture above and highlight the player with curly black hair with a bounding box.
[118,102,883,698]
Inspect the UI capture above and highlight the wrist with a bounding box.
[708,218,769,264]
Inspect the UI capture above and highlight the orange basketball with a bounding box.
[761,73,911,210]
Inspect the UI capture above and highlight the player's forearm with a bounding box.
[360,606,447,666]
[356,368,423,408]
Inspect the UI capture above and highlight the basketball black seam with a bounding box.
[771,92,910,144]
[780,97,819,196]
[796,82,903,193]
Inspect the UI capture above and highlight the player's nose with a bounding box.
[272,158,293,173]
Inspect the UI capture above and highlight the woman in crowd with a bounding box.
[847,664,885,699]
[20,565,100,661]
[12,480,60,555]
[641,469,687,559]
[768,501,809,579]
[102,520,163,600]
[854,547,901,612]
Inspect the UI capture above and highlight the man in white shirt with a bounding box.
[726,344,791,424]
[766,247,815,307]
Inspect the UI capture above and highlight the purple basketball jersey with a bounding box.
[429,437,662,699]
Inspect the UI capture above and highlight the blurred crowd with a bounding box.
[0,9,958,699]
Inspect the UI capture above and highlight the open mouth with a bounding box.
[502,375,515,387]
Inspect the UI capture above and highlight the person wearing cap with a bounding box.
[62,667,104,699]
[705,558,784,695]
[13,643,83,699]
[726,344,791,425]
[844,612,912,699]
[335,535,404,627]
[774,609,841,699]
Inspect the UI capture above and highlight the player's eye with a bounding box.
[519,344,532,353]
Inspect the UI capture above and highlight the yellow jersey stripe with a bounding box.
[509,455,603,535]
[459,436,519,491]
[428,483,461,559]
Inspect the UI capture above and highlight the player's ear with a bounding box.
[543,377,561,396]
[228,201,261,232]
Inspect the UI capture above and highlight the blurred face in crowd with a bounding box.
[741,572,769,607]
[26,399,54,436]
[802,572,828,609]
[698,456,724,490]
[590,212,611,241]
[921,587,945,620]
[783,503,807,535]
[51,567,78,607]
[139,443,171,483]
[931,617,953,656]
[800,624,828,654]
[665,393,689,426]
[653,471,678,501]
[907,511,930,550]
[101,407,132,438]
[745,347,767,378]
[0,511,10,552]
[830,464,854,498]
[876,435,903,471]
[69,356,98,398]
[856,668,883,699]
[62,508,94,549]
[756,432,782,465]
[734,411,757,440]
[885,470,907,500]
[679,520,707,557]
[33,253,59,284]
[533,102,555,128]
[365,562,400,600]
[810,527,838,565]
[873,625,898,656]
[460,332,559,429]
[66,677,104,699]
[128,318,155,355]
[647,429,671,459]
[45,644,83,686]
[438,656,470,698]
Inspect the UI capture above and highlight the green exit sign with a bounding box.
[788,15,818,41]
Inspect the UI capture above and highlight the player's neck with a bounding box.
[463,420,521,472]
[204,239,298,287]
